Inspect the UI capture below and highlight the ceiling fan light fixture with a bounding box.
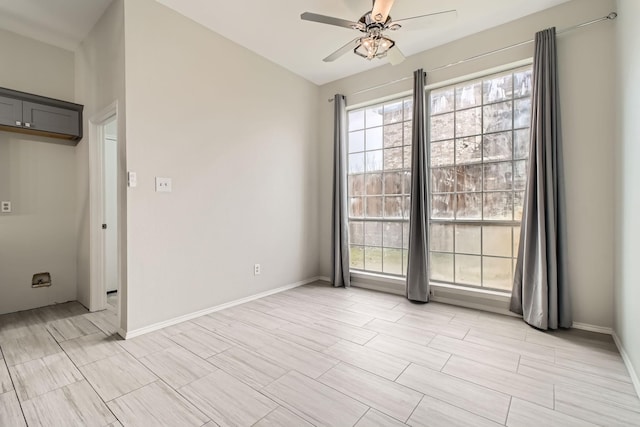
[354,35,395,60]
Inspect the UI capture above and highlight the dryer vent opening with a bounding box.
[32,272,51,288]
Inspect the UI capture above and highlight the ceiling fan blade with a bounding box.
[387,46,406,65]
[371,0,395,23]
[323,37,361,62]
[391,9,457,28]
[301,12,359,30]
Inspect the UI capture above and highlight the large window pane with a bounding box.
[456,107,482,137]
[456,81,482,109]
[384,148,403,170]
[383,222,403,248]
[349,110,365,131]
[432,167,456,193]
[349,131,365,153]
[384,196,403,218]
[456,193,482,219]
[455,254,481,285]
[483,226,512,257]
[366,106,383,127]
[384,172,403,194]
[431,88,455,114]
[349,153,365,174]
[432,194,455,219]
[365,196,383,217]
[384,123,403,148]
[483,74,513,103]
[349,174,364,196]
[364,247,383,272]
[431,140,455,167]
[366,150,383,172]
[383,248,403,275]
[456,225,481,254]
[431,253,454,282]
[483,101,512,133]
[348,96,412,278]
[430,224,454,252]
[365,174,383,195]
[350,197,363,217]
[457,165,483,192]
[427,66,531,292]
[364,221,383,246]
[384,101,403,124]
[350,246,364,269]
[456,136,482,165]
[483,132,512,162]
[431,113,454,141]
[366,127,383,151]
[350,222,364,245]
[514,129,530,159]
[484,162,513,191]
[483,257,513,290]
[483,192,513,220]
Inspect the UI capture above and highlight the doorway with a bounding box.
[88,102,121,336]
[103,117,119,312]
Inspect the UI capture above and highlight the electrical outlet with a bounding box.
[155,177,172,193]
[1,201,11,213]
[128,171,137,188]
[254,264,261,275]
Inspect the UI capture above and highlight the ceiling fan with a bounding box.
[301,0,456,65]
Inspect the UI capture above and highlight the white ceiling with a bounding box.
[157,0,571,85]
[0,0,571,85]
[0,0,112,51]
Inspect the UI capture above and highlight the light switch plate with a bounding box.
[128,171,137,188]
[1,201,11,213]
[155,177,172,193]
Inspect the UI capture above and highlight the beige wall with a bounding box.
[75,0,127,326]
[318,0,617,328]
[0,30,77,314]
[614,0,640,387]
[123,0,320,331]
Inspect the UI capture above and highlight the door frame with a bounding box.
[88,101,119,313]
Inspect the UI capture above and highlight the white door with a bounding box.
[103,119,118,293]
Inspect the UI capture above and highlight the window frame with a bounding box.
[427,63,533,293]
[346,59,534,296]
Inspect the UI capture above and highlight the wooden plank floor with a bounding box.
[1,282,639,426]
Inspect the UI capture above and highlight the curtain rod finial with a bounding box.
[607,12,618,20]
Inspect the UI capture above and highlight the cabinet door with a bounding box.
[22,101,80,137]
[0,96,22,127]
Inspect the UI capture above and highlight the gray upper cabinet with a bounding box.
[0,87,83,143]
[0,95,23,127]
[22,101,80,136]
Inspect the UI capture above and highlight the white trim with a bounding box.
[121,276,323,339]
[88,101,118,313]
[572,322,613,335]
[612,332,640,399]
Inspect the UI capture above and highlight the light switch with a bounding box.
[1,201,11,213]
[128,171,137,188]
[155,177,172,193]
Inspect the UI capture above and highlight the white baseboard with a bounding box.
[572,322,613,335]
[612,331,640,399]
[121,276,323,339]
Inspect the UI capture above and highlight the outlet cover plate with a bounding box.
[155,177,172,193]
[1,201,11,213]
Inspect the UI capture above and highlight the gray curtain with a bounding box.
[510,28,571,330]
[331,94,350,288]
[406,70,430,302]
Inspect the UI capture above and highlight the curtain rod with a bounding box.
[328,12,617,102]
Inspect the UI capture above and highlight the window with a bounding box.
[428,66,532,291]
[347,97,413,276]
